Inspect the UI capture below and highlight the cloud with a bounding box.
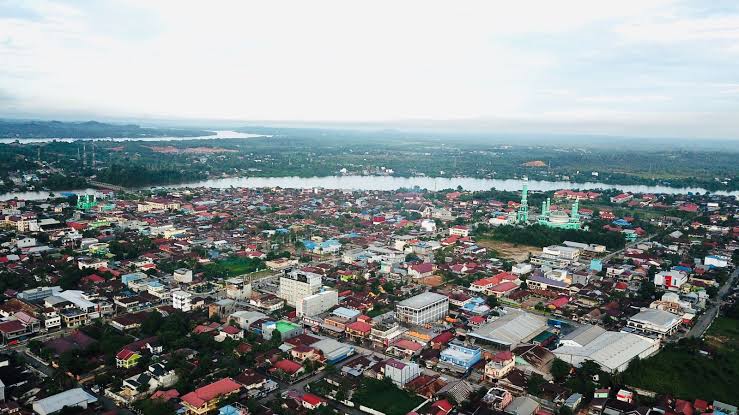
[1,0,739,138]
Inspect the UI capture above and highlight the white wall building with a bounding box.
[297,289,338,317]
[225,277,252,300]
[653,269,688,289]
[626,308,681,337]
[173,268,193,283]
[384,359,420,386]
[278,270,322,307]
[396,292,449,325]
[172,290,192,312]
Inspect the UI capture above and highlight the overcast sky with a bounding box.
[2,0,739,138]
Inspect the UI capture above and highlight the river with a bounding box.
[2,176,737,201]
[0,130,265,144]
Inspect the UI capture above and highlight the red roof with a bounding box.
[0,320,25,334]
[272,359,303,374]
[302,393,322,406]
[346,321,372,333]
[393,339,422,352]
[493,350,513,362]
[181,378,241,408]
[491,281,518,293]
[431,331,455,345]
[116,348,136,360]
[222,325,241,335]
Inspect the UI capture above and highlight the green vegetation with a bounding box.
[622,306,739,405]
[353,378,424,415]
[476,223,626,250]
[200,256,265,278]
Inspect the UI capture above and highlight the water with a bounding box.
[3,175,736,201]
[0,130,265,144]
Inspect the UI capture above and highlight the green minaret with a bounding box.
[517,182,529,223]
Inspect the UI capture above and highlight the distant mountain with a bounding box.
[0,119,215,139]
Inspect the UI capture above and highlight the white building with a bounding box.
[653,269,688,289]
[384,359,420,386]
[396,292,449,325]
[32,388,98,415]
[554,326,660,373]
[420,219,437,233]
[627,308,681,337]
[172,290,192,312]
[704,255,729,268]
[278,270,322,307]
[296,290,338,317]
[173,268,193,283]
[225,277,252,300]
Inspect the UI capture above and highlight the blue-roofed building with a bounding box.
[121,272,147,288]
[590,259,603,272]
[612,218,632,227]
[332,307,360,320]
[527,274,569,291]
[439,341,482,372]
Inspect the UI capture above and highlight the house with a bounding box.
[408,263,436,279]
[116,349,141,368]
[180,378,242,415]
[485,351,515,381]
[439,341,482,373]
[301,393,325,410]
[271,359,305,379]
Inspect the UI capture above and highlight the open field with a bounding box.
[477,239,540,262]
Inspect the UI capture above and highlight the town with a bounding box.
[0,182,736,415]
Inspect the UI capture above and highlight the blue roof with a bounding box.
[612,219,632,227]
[529,274,569,288]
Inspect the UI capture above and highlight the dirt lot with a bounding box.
[477,239,540,262]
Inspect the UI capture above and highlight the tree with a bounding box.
[486,295,499,308]
[551,358,571,382]
[527,373,546,394]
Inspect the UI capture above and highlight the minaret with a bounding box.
[517,181,529,224]
[570,198,580,226]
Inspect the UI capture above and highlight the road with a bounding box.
[686,266,739,339]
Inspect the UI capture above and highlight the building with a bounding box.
[312,338,355,364]
[17,286,61,303]
[468,308,548,350]
[704,255,730,268]
[626,308,681,337]
[537,197,582,230]
[32,388,98,415]
[554,326,660,373]
[172,290,193,312]
[225,277,252,300]
[261,320,303,341]
[278,269,322,307]
[296,289,338,317]
[439,341,482,372]
[384,358,421,386]
[173,268,193,283]
[396,292,449,325]
[654,269,688,290]
[485,351,515,381]
[116,349,141,368]
[180,378,242,415]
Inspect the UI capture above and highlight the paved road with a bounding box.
[687,266,739,339]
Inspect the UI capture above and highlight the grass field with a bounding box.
[476,239,539,262]
[353,378,424,415]
[219,257,263,276]
[622,316,739,405]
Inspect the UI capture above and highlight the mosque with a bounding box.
[507,182,582,230]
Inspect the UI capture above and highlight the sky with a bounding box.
[1,0,739,138]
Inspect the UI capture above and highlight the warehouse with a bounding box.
[468,308,548,350]
[553,328,659,373]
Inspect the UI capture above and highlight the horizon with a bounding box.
[2,1,739,139]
